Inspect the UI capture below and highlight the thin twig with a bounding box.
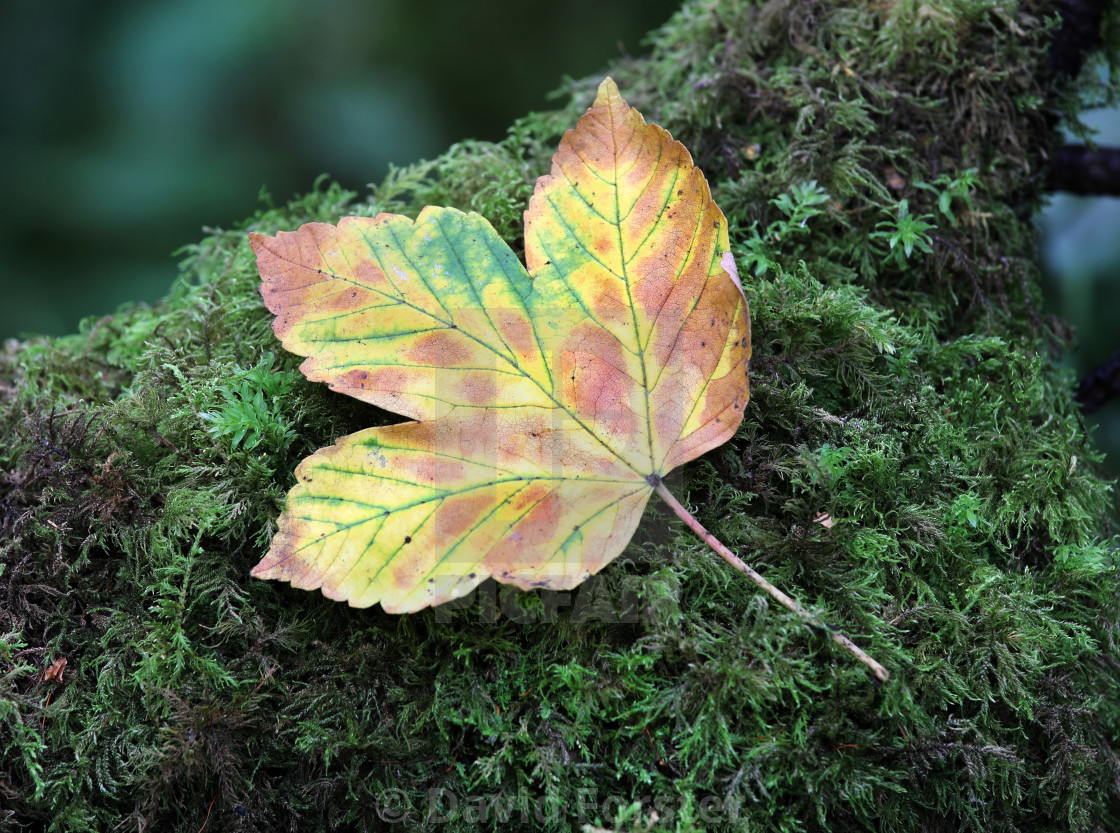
[197,797,215,833]
[655,482,889,683]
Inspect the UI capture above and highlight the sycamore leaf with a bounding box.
[249,78,890,682]
[250,78,750,613]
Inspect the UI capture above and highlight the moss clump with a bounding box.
[3,1,1119,830]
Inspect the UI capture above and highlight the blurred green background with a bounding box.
[1038,103,1120,477]
[0,0,677,337]
[3,0,1120,476]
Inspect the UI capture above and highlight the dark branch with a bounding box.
[1050,145,1120,195]
[1075,351,1120,414]
[1049,0,1108,78]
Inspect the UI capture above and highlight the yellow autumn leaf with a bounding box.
[250,78,747,611]
[251,78,886,680]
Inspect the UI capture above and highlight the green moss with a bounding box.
[2,1,1119,830]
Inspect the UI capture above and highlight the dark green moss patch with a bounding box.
[3,1,1120,831]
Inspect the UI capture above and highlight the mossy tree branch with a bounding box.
[2,1,1119,831]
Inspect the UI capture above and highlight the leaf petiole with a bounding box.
[654,482,890,683]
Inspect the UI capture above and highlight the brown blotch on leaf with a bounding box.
[408,331,473,366]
